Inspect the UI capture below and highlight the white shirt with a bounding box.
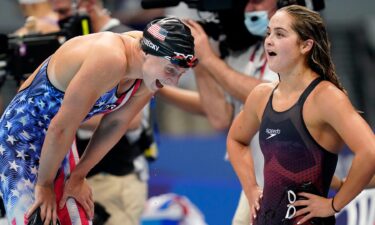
[225,41,278,187]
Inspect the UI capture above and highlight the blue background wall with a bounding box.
[147,133,241,225]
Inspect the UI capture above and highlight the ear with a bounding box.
[142,51,148,61]
[300,39,314,54]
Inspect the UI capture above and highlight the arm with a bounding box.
[194,65,233,130]
[157,85,205,115]
[331,175,375,191]
[330,175,344,191]
[185,19,263,103]
[79,110,143,131]
[320,88,375,211]
[227,84,270,223]
[37,47,124,187]
[367,175,375,188]
[295,84,375,224]
[200,54,263,103]
[71,84,152,179]
[79,115,102,131]
[157,66,233,130]
[57,84,152,220]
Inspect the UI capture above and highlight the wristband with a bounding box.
[331,197,340,213]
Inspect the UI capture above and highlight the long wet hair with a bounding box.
[280,5,344,91]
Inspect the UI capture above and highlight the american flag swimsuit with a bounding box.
[0,58,141,225]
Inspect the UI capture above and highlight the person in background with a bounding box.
[157,1,279,224]
[227,5,375,224]
[15,0,59,36]
[0,0,59,118]
[111,0,165,30]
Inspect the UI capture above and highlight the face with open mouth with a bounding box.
[143,55,187,92]
[155,79,164,89]
[264,10,305,74]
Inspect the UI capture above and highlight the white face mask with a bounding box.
[244,10,269,37]
[18,0,46,4]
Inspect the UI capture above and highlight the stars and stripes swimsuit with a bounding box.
[0,58,141,225]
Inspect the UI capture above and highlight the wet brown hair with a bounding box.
[279,5,344,91]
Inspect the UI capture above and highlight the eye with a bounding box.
[165,67,178,76]
[277,32,284,37]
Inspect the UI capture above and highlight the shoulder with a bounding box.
[312,80,349,107]
[62,32,125,56]
[243,82,277,118]
[82,32,127,66]
[122,31,143,40]
[69,33,127,75]
[248,82,277,102]
[310,80,355,119]
[94,32,125,50]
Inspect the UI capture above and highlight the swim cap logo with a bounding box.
[143,38,160,52]
[165,52,195,60]
[147,24,168,41]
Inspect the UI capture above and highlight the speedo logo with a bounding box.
[265,128,281,140]
[143,38,159,52]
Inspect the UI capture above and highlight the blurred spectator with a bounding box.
[158,1,279,225]
[15,0,59,35]
[0,0,59,114]
[110,0,165,30]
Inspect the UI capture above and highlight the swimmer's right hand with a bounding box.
[27,184,59,225]
[245,185,263,225]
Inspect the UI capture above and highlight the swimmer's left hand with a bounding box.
[293,192,335,224]
[59,174,94,220]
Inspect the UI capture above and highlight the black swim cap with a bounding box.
[141,17,198,68]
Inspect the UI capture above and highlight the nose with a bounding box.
[264,33,273,46]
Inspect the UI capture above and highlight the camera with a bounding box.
[141,0,232,11]
[141,0,234,41]
[140,0,238,39]
[0,12,92,86]
[277,0,325,11]
[0,32,62,84]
